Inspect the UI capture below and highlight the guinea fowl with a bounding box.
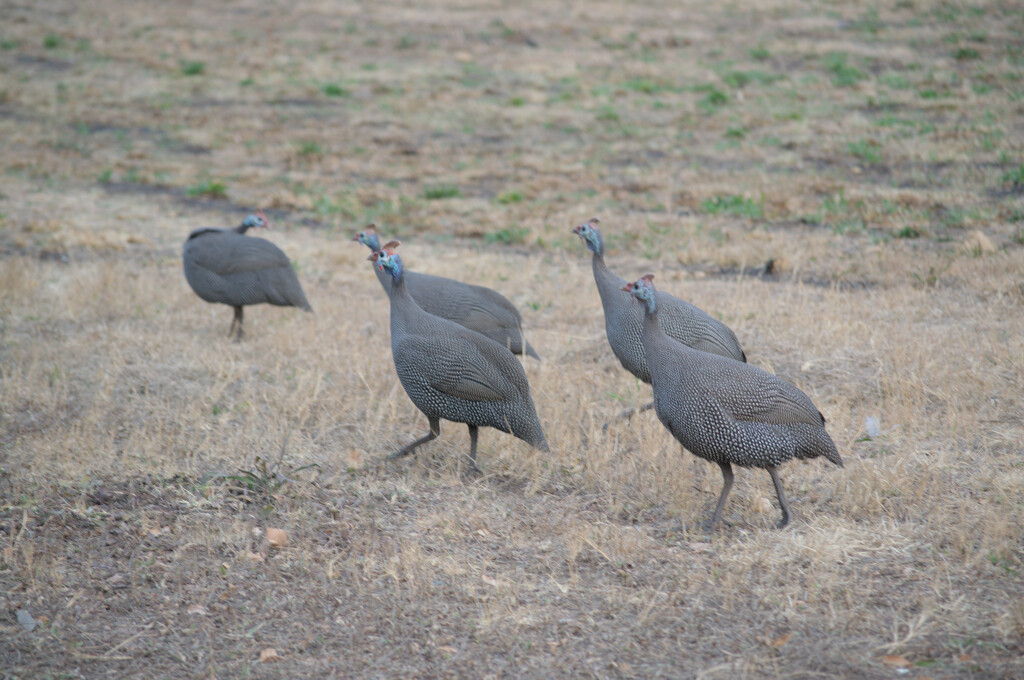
[622,274,842,529]
[572,218,745,417]
[183,212,312,341]
[369,240,549,468]
[355,225,539,359]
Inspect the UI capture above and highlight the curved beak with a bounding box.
[620,283,632,292]
[571,225,582,235]
[366,253,377,261]
[352,233,362,242]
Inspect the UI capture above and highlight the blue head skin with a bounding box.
[237,211,268,233]
[621,274,657,314]
[571,217,604,255]
[353,224,382,251]
[368,240,403,281]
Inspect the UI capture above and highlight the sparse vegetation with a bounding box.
[848,138,883,164]
[1002,164,1024,187]
[484,224,529,244]
[824,52,866,87]
[185,178,228,198]
[701,193,764,218]
[496,190,523,204]
[180,60,205,76]
[423,184,460,200]
[697,86,729,112]
[296,140,322,156]
[2,1,1023,678]
[321,82,348,97]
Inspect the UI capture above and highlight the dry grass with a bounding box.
[2,0,1023,677]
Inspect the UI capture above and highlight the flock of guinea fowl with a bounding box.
[182,213,843,530]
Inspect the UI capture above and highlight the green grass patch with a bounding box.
[297,140,322,156]
[824,52,866,87]
[186,179,228,199]
[721,70,777,89]
[595,105,620,122]
[1002,164,1024,187]
[423,184,460,200]
[497,190,524,205]
[321,82,348,97]
[895,225,921,239]
[697,87,728,113]
[848,139,883,164]
[879,72,911,89]
[701,194,763,218]
[43,34,62,49]
[954,47,981,60]
[622,78,669,94]
[485,225,530,244]
[748,46,770,61]
[180,61,205,76]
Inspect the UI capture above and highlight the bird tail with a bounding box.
[524,340,540,360]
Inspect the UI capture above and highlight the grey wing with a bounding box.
[657,292,746,362]
[706,360,824,426]
[191,235,291,276]
[394,334,519,402]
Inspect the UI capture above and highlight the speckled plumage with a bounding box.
[624,275,842,529]
[573,219,745,387]
[372,242,549,466]
[355,226,539,359]
[183,213,312,340]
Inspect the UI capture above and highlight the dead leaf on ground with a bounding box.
[882,654,911,667]
[259,647,281,662]
[770,631,793,648]
[187,604,209,616]
[266,527,287,547]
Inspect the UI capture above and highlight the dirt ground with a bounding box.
[2,0,1023,678]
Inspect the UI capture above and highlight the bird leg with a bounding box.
[708,460,734,528]
[229,306,244,342]
[465,424,482,474]
[388,417,440,460]
[602,400,655,432]
[619,400,655,419]
[767,466,792,529]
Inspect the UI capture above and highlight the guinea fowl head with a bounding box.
[571,217,603,255]
[353,224,381,251]
[238,211,269,233]
[368,240,403,279]
[621,274,657,313]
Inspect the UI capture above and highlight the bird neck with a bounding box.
[591,253,629,310]
[387,265,411,301]
[591,250,617,286]
[641,301,662,339]
[234,223,251,234]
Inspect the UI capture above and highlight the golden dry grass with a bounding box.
[2,0,1023,677]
